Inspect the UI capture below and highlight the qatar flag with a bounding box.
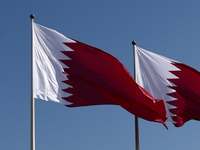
[32,22,167,125]
[135,46,200,127]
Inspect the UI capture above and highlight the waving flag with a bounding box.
[135,46,200,127]
[32,23,167,125]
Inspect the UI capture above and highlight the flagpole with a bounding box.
[30,14,35,150]
[132,41,139,150]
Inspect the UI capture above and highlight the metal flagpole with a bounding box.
[30,14,35,150]
[132,41,139,150]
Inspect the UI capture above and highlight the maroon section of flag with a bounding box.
[168,63,200,127]
[60,40,167,125]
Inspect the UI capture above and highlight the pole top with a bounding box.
[132,40,136,45]
[30,14,35,20]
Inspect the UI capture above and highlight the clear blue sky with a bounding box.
[1,0,200,150]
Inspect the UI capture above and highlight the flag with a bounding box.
[135,46,200,127]
[32,22,167,125]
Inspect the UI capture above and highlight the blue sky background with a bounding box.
[1,0,200,150]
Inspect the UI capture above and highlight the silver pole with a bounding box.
[30,14,35,150]
[132,41,139,150]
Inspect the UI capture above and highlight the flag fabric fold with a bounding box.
[32,22,167,125]
[135,46,200,127]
